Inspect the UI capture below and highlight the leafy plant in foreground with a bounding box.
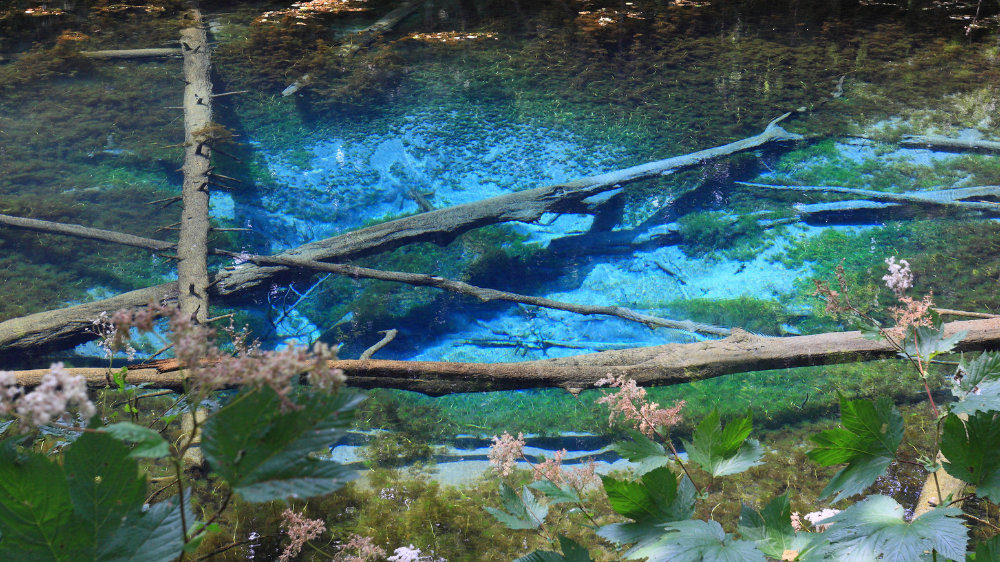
[0,302,364,561]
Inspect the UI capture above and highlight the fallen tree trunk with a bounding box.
[0,116,801,356]
[900,134,1000,153]
[0,213,176,253]
[739,182,1000,212]
[241,254,731,336]
[81,48,180,58]
[177,17,213,323]
[10,318,1000,395]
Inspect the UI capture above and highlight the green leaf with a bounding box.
[597,473,695,547]
[201,387,364,502]
[973,535,1000,562]
[902,320,967,364]
[821,495,967,562]
[683,409,764,477]
[485,483,548,530]
[940,412,1000,501]
[528,480,580,505]
[626,519,766,562]
[97,494,191,562]
[557,536,593,562]
[738,493,812,560]
[0,439,89,560]
[952,381,1000,417]
[807,396,902,503]
[100,422,170,459]
[610,429,671,474]
[64,431,146,550]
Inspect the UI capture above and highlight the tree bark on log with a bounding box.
[10,318,1000,395]
[739,182,1000,212]
[0,213,176,253]
[81,48,180,58]
[0,117,802,356]
[899,134,1000,153]
[177,18,213,323]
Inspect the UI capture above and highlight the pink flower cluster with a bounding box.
[532,449,599,491]
[595,374,685,437]
[0,363,96,427]
[488,431,525,477]
[882,256,914,299]
[278,508,326,562]
[334,533,386,562]
[111,302,345,407]
[885,294,935,342]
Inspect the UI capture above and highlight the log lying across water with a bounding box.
[11,318,1000,396]
[0,116,802,357]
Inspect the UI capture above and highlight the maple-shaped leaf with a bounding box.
[807,395,902,503]
[682,409,764,477]
[819,495,966,562]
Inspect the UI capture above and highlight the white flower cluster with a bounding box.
[0,363,96,427]
[387,545,446,562]
[882,256,913,299]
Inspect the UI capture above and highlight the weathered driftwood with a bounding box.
[239,254,731,336]
[0,116,801,356]
[176,19,213,323]
[81,48,180,58]
[900,134,1000,153]
[739,182,1000,212]
[11,318,1000,395]
[359,329,399,360]
[282,0,420,95]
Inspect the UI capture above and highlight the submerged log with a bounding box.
[900,134,1000,153]
[11,318,1000,395]
[739,182,1000,212]
[81,48,180,58]
[0,116,802,356]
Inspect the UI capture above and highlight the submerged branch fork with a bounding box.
[237,254,731,336]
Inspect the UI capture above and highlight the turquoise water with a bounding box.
[0,1,998,559]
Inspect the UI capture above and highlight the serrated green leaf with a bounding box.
[528,480,580,505]
[602,475,659,521]
[951,381,1000,416]
[100,422,170,459]
[903,322,967,364]
[683,410,763,477]
[485,483,548,530]
[97,495,191,562]
[598,475,695,547]
[0,439,89,560]
[626,519,766,562]
[738,493,811,560]
[807,396,902,503]
[956,353,1000,393]
[201,387,363,502]
[940,412,1000,498]
[557,536,593,562]
[821,495,967,562]
[64,431,146,551]
[610,429,671,474]
[820,454,894,504]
